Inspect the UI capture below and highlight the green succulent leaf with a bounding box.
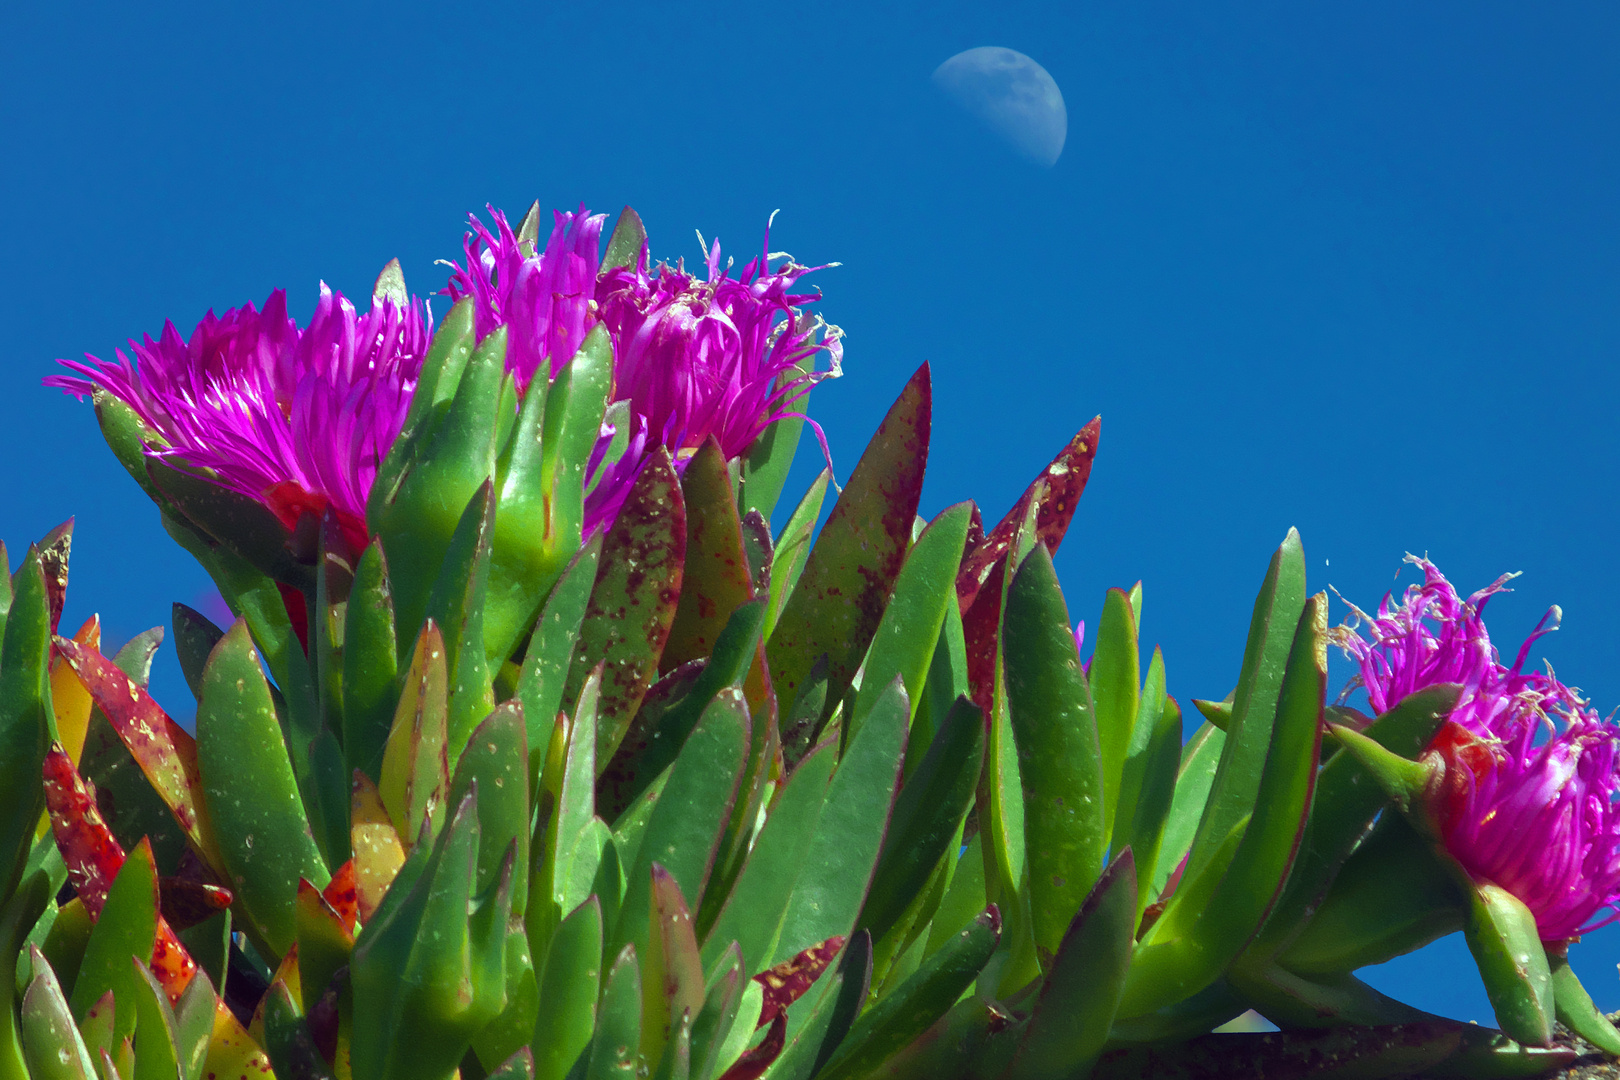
[127,961,184,1080]
[171,604,225,702]
[772,677,908,966]
[586,945,642,1080]
[260,979,331,1080]
[762,471,828,644]
[565,447,686,769]
[342,540,400,783]
[1007,851,1137,1080]
[1179,529,1307,890]
[197,621,329,958]
[70,841,159,1039]
[1150,721,1224,898]
[0,547,54,898]
[767,363,930,721]
[1122,593,1326,1017]
[817,907,1000,1080]
[531,897,603,1080]
[448,702,530,910]
[19,947,98,1080]
[860,695,984,945]
[519,535,602,772]
[847,503,972,746]
[603,207,646,272]
[146,459,312,591]
[1549,950,1620,1055]
[1002,545,1105,960]
[378,621,451,852]
[701,739,835,977]
[609,689,748,963]
[1465,881,1553,1048]
[641,866,706,1070]
[664,438,756,672]
[1089,587,1140,846]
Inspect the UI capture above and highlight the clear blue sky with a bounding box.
[3,0,1617,1023]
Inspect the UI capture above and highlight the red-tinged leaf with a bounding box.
[719,1013,786,1080]
[52,637,212,858]
[159,876,233,930]
[38,518,73,636]
[663,438,754,673]
[44,746,198,1001]
[565,447,686,765]
[322,859,360,932]
[962,502,984,562]
[956,419,1100,614]
[754,934,847,1029]
[962,557,1009,720]
[44,742,123,918]
[767,364,931,714]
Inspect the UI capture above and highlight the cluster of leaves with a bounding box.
[3,235,1617,1079]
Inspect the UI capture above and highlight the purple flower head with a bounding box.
[1335,557,1620,941]
[46,285,429,553]
[444,205,606,394]
[595,221,843,467]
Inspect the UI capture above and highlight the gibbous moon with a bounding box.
[932,47,1067,167]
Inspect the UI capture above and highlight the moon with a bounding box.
[932,47,1067,167]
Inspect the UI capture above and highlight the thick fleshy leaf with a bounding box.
[349,771,405,924]
[1466,882,1553,1047]
[379,622,450,850]
[664,438,755,672]
[641,866,706,1068]
[531,897,602,1080]
[1088,587,1139,846]
[600,602,764,821]
[36,519,72,636]
[847,503,971,745]
[587,945,642,1080]
[1002,546,1105,958]
[772,678,908,966]
[1245,684,1460,964]
[0,547,54,897]
[423,481,497,761]
[1278,815,1467,975]
[816,910,997,1080]
[753,935,846,1031]
[447,702,529,909]
[198,620,330,958]
[342,541,399,782]
[701,740,835,977]
[1326,723,1439,818]
[171,604,224,702]
[19,948,99,1080]
[860,696,984,945]
[295,879,353,1018]
[127,960,185,1080]
[603,207,647,271]
[148,459,313,591]
[1113,677,1182,916]
[771,933,869,1080]
[762,471,828,643]
[955,420,1099,615]
[70,841,160,1036]
[50,615,99,765]
[767,364,930,720]
[1549,950,1620,1055]
[1150,722,1224,898]
[517,536,601,770]
[260,981,330,1080]
[610,689,748,960]
[1226,962,1430,1029]
[1122,594,1327,1017]
[1178,529,1307,891]
[52,637,212,861]
[1007,854,1136,1080]
[564,447,686,768]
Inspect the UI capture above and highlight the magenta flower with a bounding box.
[46,285,429,553]
[443,206,606,394]
[595,227,842,466]
[1335,557,1620,941]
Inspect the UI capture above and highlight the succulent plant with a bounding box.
[5,199,1613,1080]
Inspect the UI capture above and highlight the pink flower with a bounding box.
[46,285,429,552]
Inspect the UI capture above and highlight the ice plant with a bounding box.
[443,205,606,393]
[45,284,429,552]
[594,226,843,465]
[1334,556,1620,941]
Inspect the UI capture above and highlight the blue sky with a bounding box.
[3,0,1617,1022]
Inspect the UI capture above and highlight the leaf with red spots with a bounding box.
[663,438,754,673]
[767,364,931,720]
[564,446,686,766]
[753,934,847,1029]
[718,1013,785,1080]
[956,418,1100,615]
[44,745,198,1002]
[36,518,72,636]
[321,859,360,932]
[159,877,234,931]
[51,637,214,864]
